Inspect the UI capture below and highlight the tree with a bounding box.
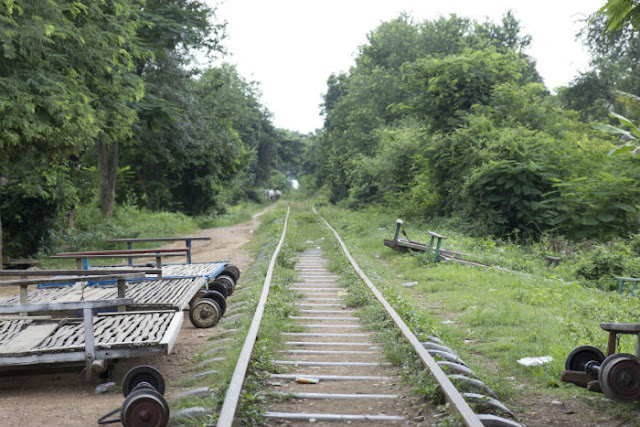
[0,0,144,255]
[97,0,225,216]
[596,0,640,33]
[403,48,530,130]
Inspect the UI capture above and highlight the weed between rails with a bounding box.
[236,204,327,426]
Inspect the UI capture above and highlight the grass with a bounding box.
[168,204,290,426]
[165,200,640,425]
[313,203,640,424]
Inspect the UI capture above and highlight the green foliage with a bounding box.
[315,204,640,415]
[311,12,640,241]
[315,12,542,212]
[403,48,529,130]
[0,0,143,158]
[596,0,640,33]
[575,242,640,288]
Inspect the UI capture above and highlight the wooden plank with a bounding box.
[0,269,161,277]
[560,370,592,387]
[159,312,183,352]
[0,323,59,354]
[427,231,448,239]
[50,253,185,260]
[56,248,188,256]
[106,237,211,243]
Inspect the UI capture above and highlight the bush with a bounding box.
[575,242,640,289]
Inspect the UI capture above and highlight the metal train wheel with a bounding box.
[189,298,222,328]
[121,388,170,427]
[565,345,605,372]
[222,264,240,282]
[213,275,235,296]
[206,281,228,298]
[122,366,166,397]
[202,290,227,316]
[599,353,640,402]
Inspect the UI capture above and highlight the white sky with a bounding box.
[209,0,603,133]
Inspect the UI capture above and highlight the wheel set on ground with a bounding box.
[563,345,640,402]
[188,264,239,328]
[98,366,169,427]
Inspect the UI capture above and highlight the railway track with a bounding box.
[215,207,522,427]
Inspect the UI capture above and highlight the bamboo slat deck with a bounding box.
[0,261,228,372]
[0,311,183,368]
[0,277,206,311]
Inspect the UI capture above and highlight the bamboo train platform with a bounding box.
[0,260,236,376]
[0,309,183,374]
[0,261,229,310]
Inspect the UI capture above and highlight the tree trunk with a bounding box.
[98,139,119,217]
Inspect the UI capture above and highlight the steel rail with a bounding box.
[313,206,484,427]
[217,206,290,427]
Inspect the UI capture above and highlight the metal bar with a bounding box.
[285,392,397,399]
[280,349,376,355]
[393,219,403,243]
[217,207,290,427]
[0,269,161,276]
[269,374,390,381]
[0,273,144,287]
[281,332,369,337]
[434,237,443,262]
[274,360,390,367]
[284,341,374,346]
[265,412,404,422]
[186,238,192,264]
[315,207,485,427]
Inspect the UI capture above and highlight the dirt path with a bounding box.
[0,204,276,427]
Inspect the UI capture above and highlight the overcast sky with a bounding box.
[208,0,604,133]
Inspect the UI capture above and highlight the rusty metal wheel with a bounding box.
[122,365,165,397]
[206,281,228,298]
[189,298,222,328]
[222,264,240,282]
[565,345,605,372]
[121,388,169,427]
[599,353,640,402]
[202,290,227,316]
[212,275,235,296]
